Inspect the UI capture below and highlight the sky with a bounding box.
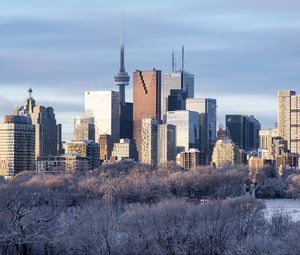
[1,0,300,140]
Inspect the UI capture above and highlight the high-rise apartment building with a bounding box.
[278,90,296,149]
[179,148,200,170]
[186,98,217,162]
[211,138,239,168]
[17,89,61,159]
[157,124,176,164]
[73,116,95,141]
[133,69,161,161]
[141,118,158,166]
[291,95,300,156]
[99,134,113,162]
[167,110,199,154]
[163,71,194,120]
[0,115,35,177]
[226,115,261,152]
[85,91,120,142]
[258,128,278,160]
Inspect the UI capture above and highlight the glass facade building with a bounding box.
[167,110,199,154]
[85,91,120,142]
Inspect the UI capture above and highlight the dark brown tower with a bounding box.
[133,69,161,161]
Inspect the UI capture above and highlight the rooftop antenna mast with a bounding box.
[172,49,175,72]
[181,45,184,71]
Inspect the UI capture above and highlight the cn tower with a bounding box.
[114,22,130,104]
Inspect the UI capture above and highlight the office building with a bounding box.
[167,110,199,153]
[157,124,176,164]
[99,134,113,162]
[167,89,185,112]
[141,118,158,166]
[65,140,100,169]
[111,139,137,161]
[133,69,161,160]
[0,115,35,177]
[120,102,133,139]
[180,148,200,170]
[73,116,95,141]
[226,115,261,152]
[186,98,217,163]
[17,88,61,159]
[85,91,120,142]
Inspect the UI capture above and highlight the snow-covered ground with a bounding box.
[262,199,300,221]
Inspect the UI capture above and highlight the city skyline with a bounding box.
[2,0,300,139]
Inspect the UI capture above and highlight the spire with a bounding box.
[120,9,125,72]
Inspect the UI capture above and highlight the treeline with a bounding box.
[0,163,299,254]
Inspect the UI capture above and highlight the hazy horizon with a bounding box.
[1,0,300,139]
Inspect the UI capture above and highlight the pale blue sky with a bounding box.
[1,0,300,139]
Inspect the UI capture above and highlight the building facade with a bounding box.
[163,71,194,120]
[73,116,95,141]
[179,148,200,170]
[226,115,261,152]
[278,90,296,150]
[111,139,137,161]
[99,134,113,162]
[167,110,199,154]
[65,140,100,169]
[85,91,120,142]
[133,69,161,161]
[141,118,158,166]
[157,124,176,164]
[0,115,35,177]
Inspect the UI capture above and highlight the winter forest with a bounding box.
[1,162,300,255]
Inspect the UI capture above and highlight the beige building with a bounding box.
[99,134,113,162]
[36,154,89,172]
[141,118,158,166]
[291,95,300,158]
[278,90,296,150]
[212,138,238,168]
[179,148,200,170]
[65,140,100,169]
[258,128,278,160]
[0,115,35,177]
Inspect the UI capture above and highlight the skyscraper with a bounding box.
[278,90,296,150]
[167,110,199,154]
[141,118,158,166]
[17,89,61,159]
[225,115,261,152]
[73,116,95,141]
[0,115,35,177]
[291,95,300,156]
[157,124,176,164]
[133,69,161,160]
[163,71,194,120]
[186,98,217,163]
[85,91,120,142]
